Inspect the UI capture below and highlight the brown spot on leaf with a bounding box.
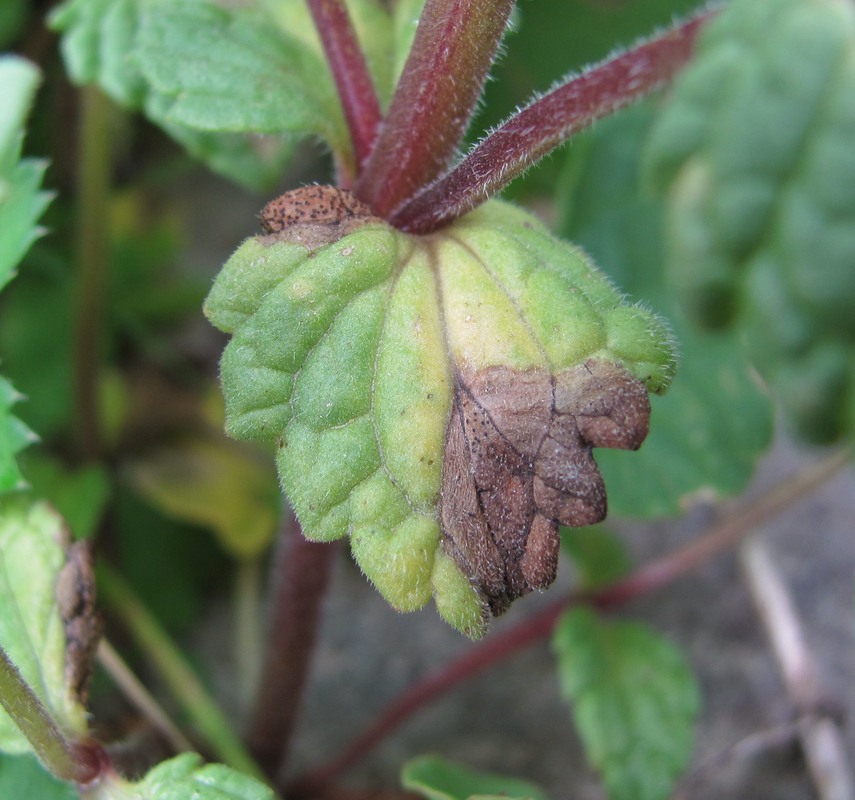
[259,185,381,250]
[440,359,650,616]
[56,540,103,705]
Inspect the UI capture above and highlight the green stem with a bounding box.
[73,85,112,461]
[0,644,106,784]
[234,557,263,715]
[97,564,268,784]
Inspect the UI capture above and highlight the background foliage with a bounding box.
[1,0,853,798]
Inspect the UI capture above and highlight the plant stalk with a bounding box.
[356,0,516,216]
[235,556,264,715]
[0,644,106,785]
[306,0,382,174]
[73,85,112,461]
[391,8,715,233]
[739,537,854,800]
[96,638,194,754]
[246,513,339,780]
[97,564,267,782]
[289,447,851,795]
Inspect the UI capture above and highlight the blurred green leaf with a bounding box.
[0,378,35,493]
[559,526,630,590]
[0,55,50,291]
[21,455,109,540]
[121,752,273,799]
[0,56,50,492]
[0,754,77,800]
[402,754,548,800]
[262,0,397,108]
[0,0,28,49]
[134,1,344,143]
[128,435,280,560]
[0,252,75,439]
[49,0,300,189]
[0,497,88,754]
[114,486,232,635]
[473,0,706,199]
[644,0,855,442]
[552,608,699,800]
[556,102,773,517]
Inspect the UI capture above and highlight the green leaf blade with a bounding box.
[208,193,678,633]
[0,497,88,754]
[134,0,345,146]
[0,754,77,800]
[0,55,48,492]
[552,608,699,800]
[129,753,274,800]
[402,754,548,800]
[49,0,306,189]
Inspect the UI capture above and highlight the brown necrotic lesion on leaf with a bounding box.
[56,540,103,706]
[259,185,382,251]
[441,359,650,615]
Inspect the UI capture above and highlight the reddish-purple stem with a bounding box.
[391,10,715,234]
[356,0,516,217]
[246,514,340,779]
[286,446,849,797]
[306,0,383,175]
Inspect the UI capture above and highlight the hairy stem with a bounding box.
[289,447,851,795]
[391,8,715,233]
[73,86,112,461]
[306,0,382,174]
[0,644,106,784]
[356,0,515,216]
[246,514,339,780]
[97,564,267,783]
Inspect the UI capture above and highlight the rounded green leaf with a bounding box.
[206,193,676,634]
[552,608,700,800]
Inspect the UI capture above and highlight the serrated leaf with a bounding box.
[0,56,49,492]
[0,753,77,800]
[206,190,676,634]
[126,753,274,800]
[127,435,280,559]
[0,497,88,754]
[0,379,35,493]
[49,0,300,189]
[556,102,773,516]
[644,0,855,443]
[401,754,547,800]
[0,55,50,292]
[552,608,699,800]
